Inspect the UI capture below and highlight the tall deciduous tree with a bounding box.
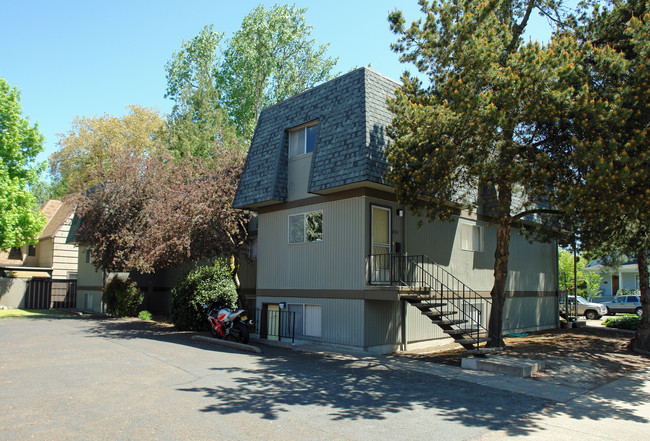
[218,3,338,140]
[49,105,166,195]
[164,25,243,158]
[560,0,650,353]
[0,78,46,249]
[165,4,338,145]
[387,0,576,343]
[74,147,250,277]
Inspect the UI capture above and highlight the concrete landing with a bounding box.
[461,356,545,377]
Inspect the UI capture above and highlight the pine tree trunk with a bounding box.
[487,184,512,348]
[631,249,650,354]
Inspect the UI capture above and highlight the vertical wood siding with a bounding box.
[405,214,557,293]
[256,296,365,346]
[258,198,367,290]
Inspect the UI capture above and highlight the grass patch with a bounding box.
[0,309,67,319]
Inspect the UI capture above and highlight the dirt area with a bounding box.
[398,325,650,389]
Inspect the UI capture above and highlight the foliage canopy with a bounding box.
[0,78,46,250]
[165,4,338,143]
[387,0,574,342]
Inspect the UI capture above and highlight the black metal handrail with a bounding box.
[368,253,503,348]
[254,308,296,343]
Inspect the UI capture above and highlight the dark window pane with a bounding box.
[306,125,317,154]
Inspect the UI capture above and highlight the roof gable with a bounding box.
[233,67,400,209]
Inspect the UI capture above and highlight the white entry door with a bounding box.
[371,206,391,283]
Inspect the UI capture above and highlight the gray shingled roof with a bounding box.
[233,67,400,209]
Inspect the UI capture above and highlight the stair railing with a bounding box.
[369,253,504,348]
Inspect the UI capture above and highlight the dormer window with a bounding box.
[289,123,317,158]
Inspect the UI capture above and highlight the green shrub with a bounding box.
[138,310,153,321]
[102,278,143,317]
[170,259,238,331]
[602,315,640,330]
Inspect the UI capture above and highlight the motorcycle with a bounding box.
[207,305,250,344]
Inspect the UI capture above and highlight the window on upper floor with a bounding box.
[289,123,317,158]
[28,245,36,256]
[461,222,483,252]
[289,211,323,244]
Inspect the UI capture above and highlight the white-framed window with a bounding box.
[461,222,483,252]
[288,303,322,337]
[289,123,317,158]
[289,211,323,244]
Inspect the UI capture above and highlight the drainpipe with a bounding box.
[400,206,407,351]
[401,300,407,351]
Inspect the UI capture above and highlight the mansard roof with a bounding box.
[233,67,400,209]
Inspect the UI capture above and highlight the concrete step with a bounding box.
[465,346,504,355]
[461,355,545,378]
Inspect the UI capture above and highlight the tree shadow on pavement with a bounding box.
[83,316,197,344]
[83,318,650,436]
[179,347,547,430]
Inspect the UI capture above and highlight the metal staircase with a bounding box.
[369,254,504,354]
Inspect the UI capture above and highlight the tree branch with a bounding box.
[512,208,563,222]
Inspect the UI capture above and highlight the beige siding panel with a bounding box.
[258,198,366,291]
[51,255,78,264]
[77,245,104,287]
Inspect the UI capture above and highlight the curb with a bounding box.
[191,334,262,353]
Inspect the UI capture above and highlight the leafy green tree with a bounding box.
[49,105,167,195]
[0,78,46,250]
[164,25,243,158]
[218,4,338,140]
[559,0,650,353]
[170,259,239,331]
[558,248,583,291]
[584,270,604,301]
[165,4,338,145]
[387,0,577,344]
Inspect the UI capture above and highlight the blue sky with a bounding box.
[1,0,556,168]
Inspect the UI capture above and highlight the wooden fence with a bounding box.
[24,279,77,309]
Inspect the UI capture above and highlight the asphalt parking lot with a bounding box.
[0,315,553,441]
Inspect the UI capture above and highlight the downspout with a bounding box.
[401,206,407,351]
[554,240,559,329]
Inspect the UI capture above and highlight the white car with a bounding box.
[559,295,608,320]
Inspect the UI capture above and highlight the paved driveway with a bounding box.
[0,315,552,440]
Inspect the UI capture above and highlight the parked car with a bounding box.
[559,295,608,320]
[601,294,642,317]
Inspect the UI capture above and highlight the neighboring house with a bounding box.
[583,258,643,298]
[233,67,559,354]
[0,200,78,308]
[0,200,78,278]
[69,222,257,315]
